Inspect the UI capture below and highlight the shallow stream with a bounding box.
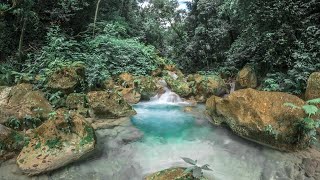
[0,101,307,180]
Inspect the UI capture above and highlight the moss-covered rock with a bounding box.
[66,93,87,109]
[66,93,89,116]
[0,125,24,161]
[118,72,134,88]
[47,64,85,93]
[0,83,52,124]
[164,76,192,98]
[305,72,320,100]
[206,88,307,151]
[187,74,227,102]
[145,167,202,180]
[120,88,141,104]
[134,76,158,100]
[16,110,95,176]
[235,65,257,89]
[87,91,136,118]
[102,79,117,90]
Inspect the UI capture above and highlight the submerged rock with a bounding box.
[0,84,52,124]
[16,111,95,176]
[305,72,320,100]
[87,91,136,118]
[206,88,307,151]
[235,65,257,89]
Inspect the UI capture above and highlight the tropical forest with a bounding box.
[0,0,320,179]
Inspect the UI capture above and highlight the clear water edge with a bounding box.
[0,102,305,180]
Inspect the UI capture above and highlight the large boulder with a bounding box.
[87,91,136,118]
[235,65,257,89]
[66,93,87,109]
[0,125,24,161]
[0,84,52,125]
[47,64,85,93]
[206,88,307,151]
[305,72,320,100]
[145,167,200,180]
[120,88,141,104]
[118,72,134,88]
[188,74,227,102]
[165,76,192,98]
[117,74,158,100]
[66,93,89,117]
[134,76,158,100]
[16,110,96,176]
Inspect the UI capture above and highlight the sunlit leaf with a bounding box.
[181,157,197,165]
[302,105,318,116]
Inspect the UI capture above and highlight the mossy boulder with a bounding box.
[120,88,141,104]
[305,72,320,100]
[0,125,25,161]
[134,76,158,100]
[235,65,257,89]
[47,64,85,93]
[87,91,136,118]
[164,76,192,98]
[16,110,96,176]
[118,72,134,88]
[102,79,117,90]
[187,74,227,102]
[0,83,52,124]
[66,93,87,109]
[145,167,203,180]
[66,93,89,116]
[206,88,307,151]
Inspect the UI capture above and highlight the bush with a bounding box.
[23,23,162,90]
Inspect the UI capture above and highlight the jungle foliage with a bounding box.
[0,0,319,94]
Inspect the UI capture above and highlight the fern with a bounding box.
[284,103,300,109]
[307,98,320,105]
[302,105,318,116]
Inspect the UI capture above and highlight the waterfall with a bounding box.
[149,79,188,105]
[151,87,183,104]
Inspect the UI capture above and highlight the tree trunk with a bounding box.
[93,0,102,37]
[18,17,27,64]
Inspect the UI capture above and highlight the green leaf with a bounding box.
[284,103,300,109]
[201,164,213,171]
[181,157,197,165]
[303,117,315,129]
[302,105,318,116]
[307,98,320,105]
[192,166,202,178]
[184,166,195,174]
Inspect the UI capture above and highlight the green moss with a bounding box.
[11,131,24,144]
[0,141,5,150]
[79,126,95,146]
[35,141,41,149]
[46,137,62,149]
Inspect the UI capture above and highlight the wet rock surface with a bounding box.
[305,72,320,100]
[87,91,136,118]
[16,110,96,175]
[0,83,52,124]
[206,88,306,151]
